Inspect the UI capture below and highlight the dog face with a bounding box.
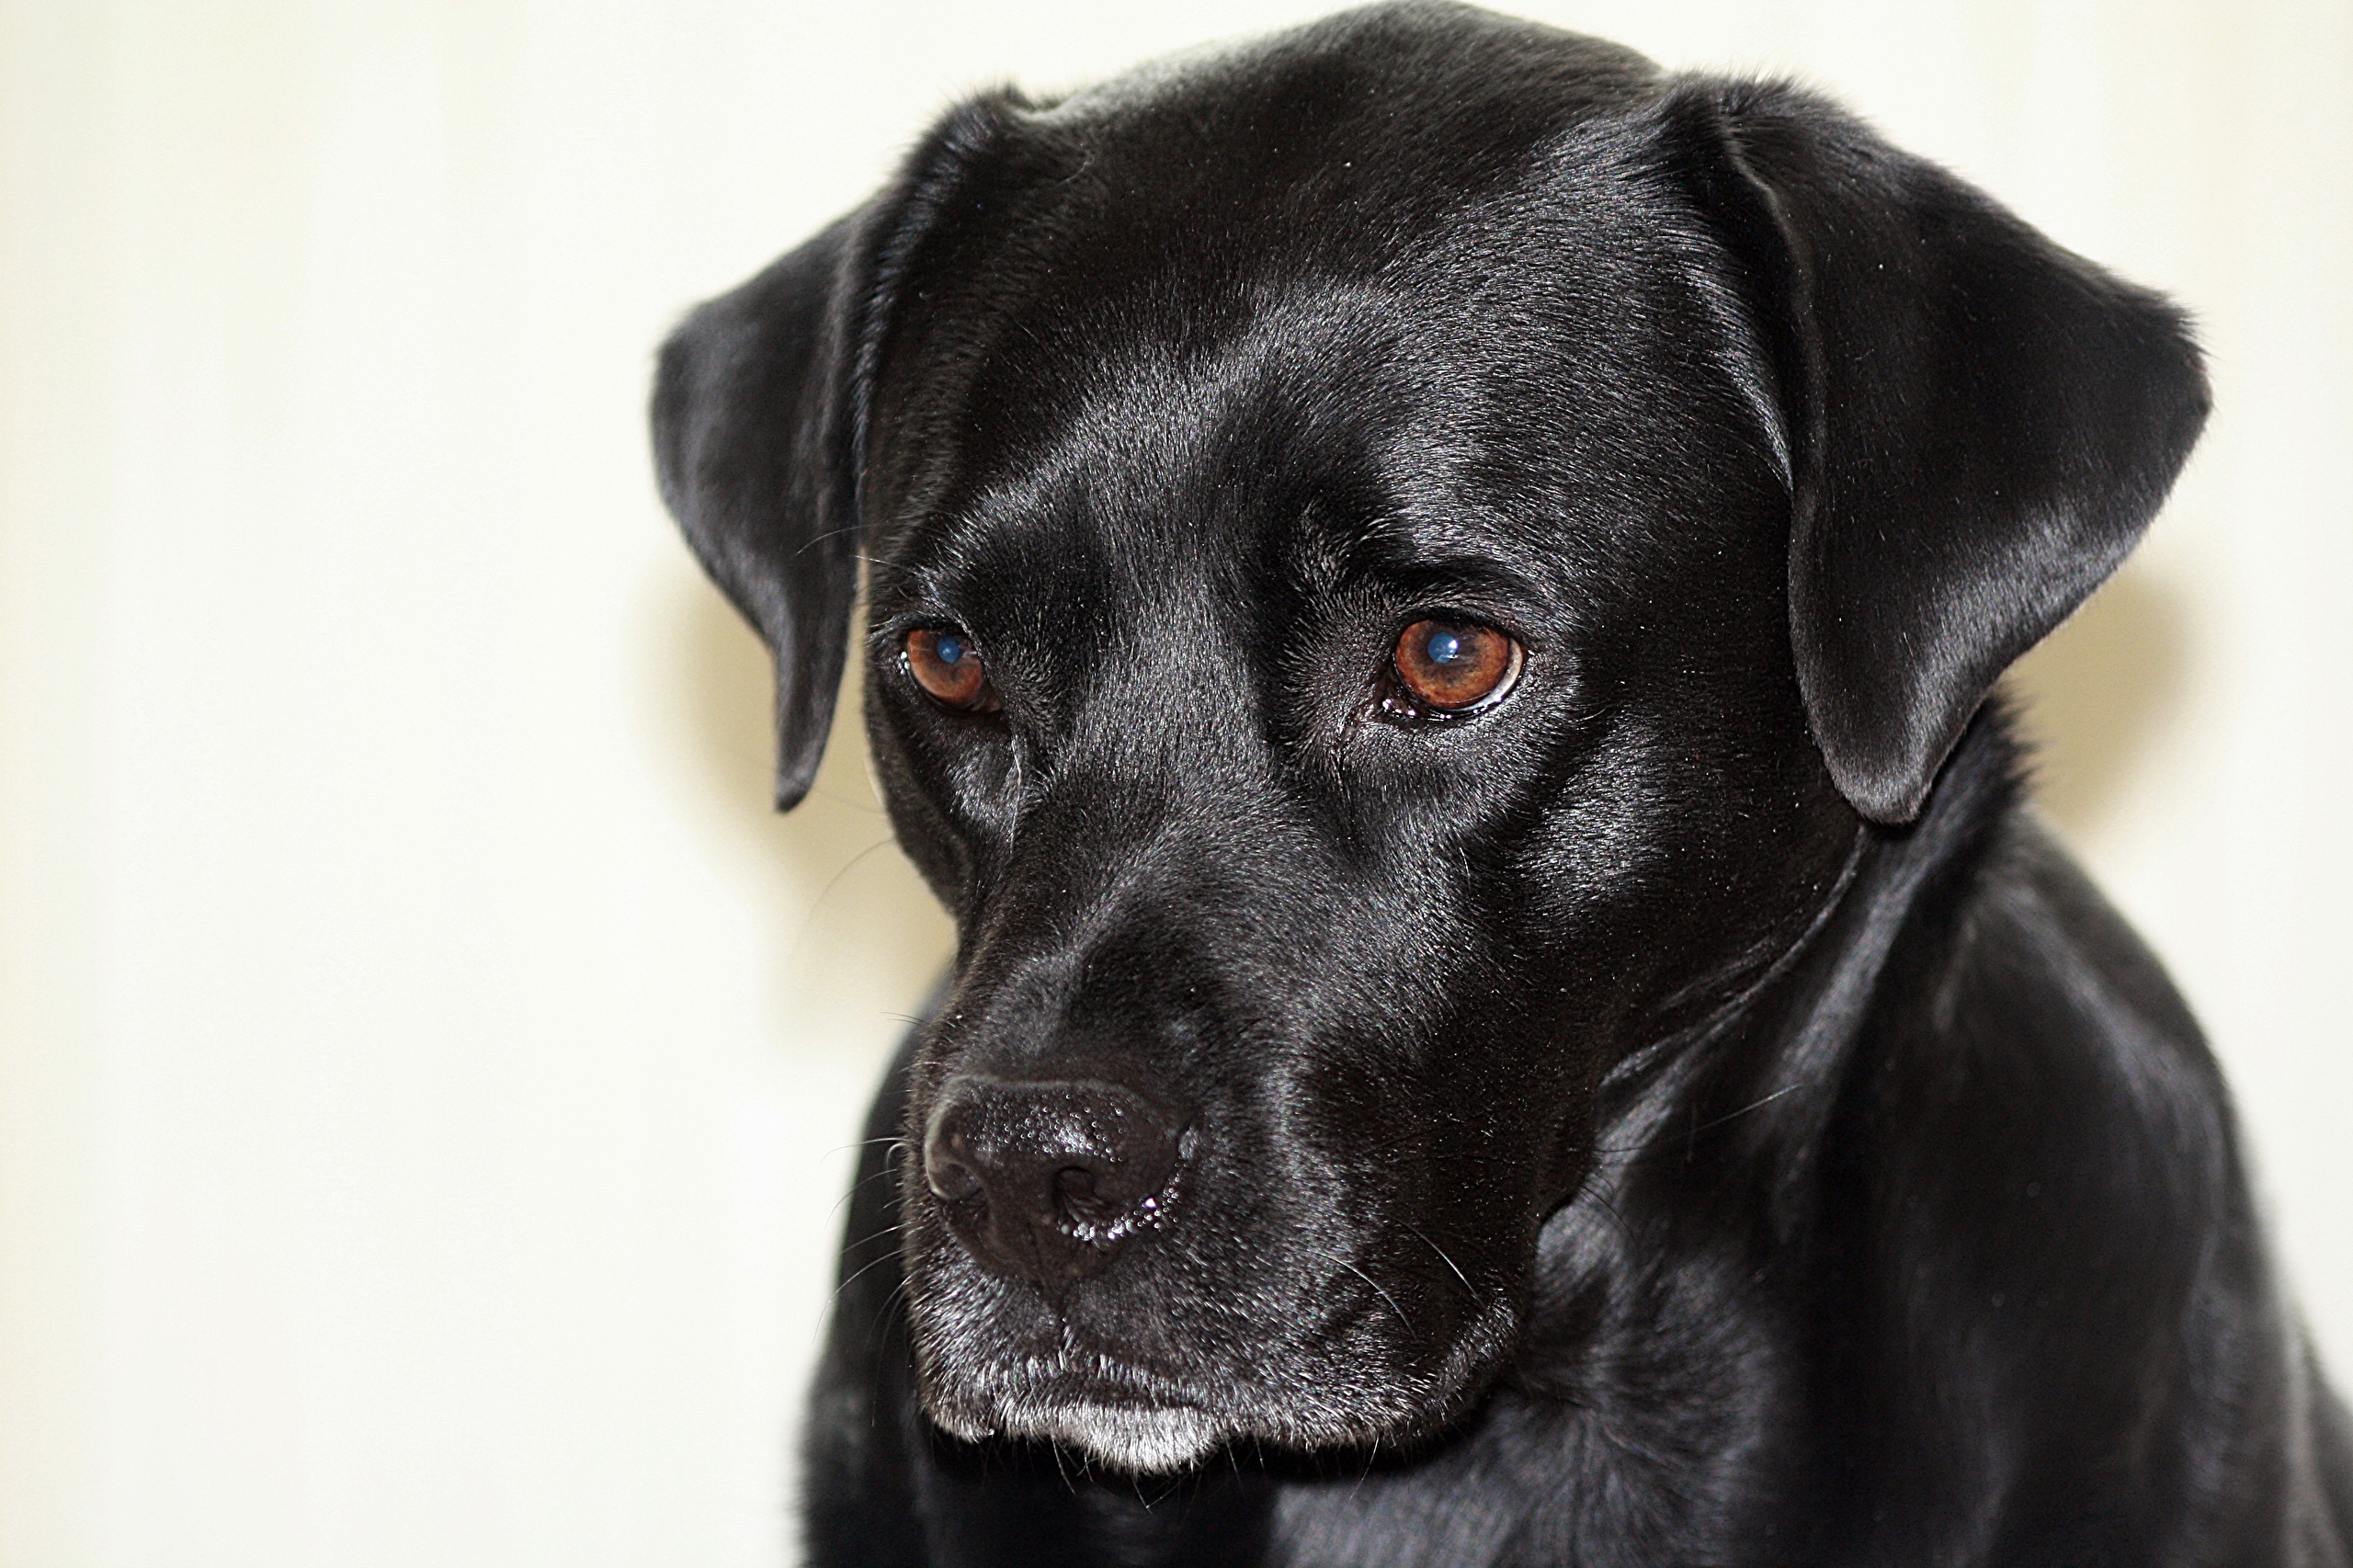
[852,76,1867,1471]
[654,4,2204,1474]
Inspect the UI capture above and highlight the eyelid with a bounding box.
[1334,543,1546,631]
[1398,600,1539,652]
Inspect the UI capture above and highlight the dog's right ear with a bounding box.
[650,97,1018,810]
[652,216,864,811]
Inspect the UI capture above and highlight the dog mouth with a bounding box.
[923,1339,1237,1471]
[901,1071,1534,1471]
[912,1267,1527,1473]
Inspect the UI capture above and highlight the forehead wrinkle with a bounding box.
[945,274,1444,610]
[1278,419,1544,609]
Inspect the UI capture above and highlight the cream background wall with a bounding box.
[1,1,2345,1562]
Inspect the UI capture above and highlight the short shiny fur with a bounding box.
[651,5,2353,1562]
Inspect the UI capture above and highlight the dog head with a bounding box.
[653,2,2204,1473]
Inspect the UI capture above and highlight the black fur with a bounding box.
[651,5,2351,1562]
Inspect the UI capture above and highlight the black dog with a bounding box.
[653,5,2353,1562]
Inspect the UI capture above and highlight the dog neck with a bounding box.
[1501,706,2025,1485]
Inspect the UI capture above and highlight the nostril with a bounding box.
[1052,1162,1130,1227]
[925,1138,983,1203]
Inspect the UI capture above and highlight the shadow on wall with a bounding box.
[660,575,954,1045]
[2007,562,2193,842]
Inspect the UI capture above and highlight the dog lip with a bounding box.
[1012,1346,1199,1400]
[953,1338,1232,1420]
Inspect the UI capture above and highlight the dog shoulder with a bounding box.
[1829,811,2316,1549]
[1863,811,2247,1309]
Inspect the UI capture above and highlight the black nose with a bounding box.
[922,1075,1189,1294]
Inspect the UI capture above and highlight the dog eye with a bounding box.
[1388,619,1522,716]
[905,627,1000,712]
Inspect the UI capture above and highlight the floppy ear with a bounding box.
[652,216,866,811]
[650,96,1019,810]
[1661,82,2210,824]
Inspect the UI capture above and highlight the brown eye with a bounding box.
[1392,619,1521,713]
[905,627,998,712]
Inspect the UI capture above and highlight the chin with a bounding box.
[963,1397,1230,1474]
[912,1290,1527,1476]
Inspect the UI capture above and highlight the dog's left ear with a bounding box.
[1659,82,2210,824]
[651,97,1017,810]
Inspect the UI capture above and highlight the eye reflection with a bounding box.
[905,627,999,712]
[1391,618,1521,714]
